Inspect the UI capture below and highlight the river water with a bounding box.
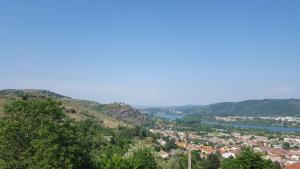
[154,114,300,133]
[154,114,184,120]
[203,121,300,133]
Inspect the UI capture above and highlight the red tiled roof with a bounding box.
[199,146,213,154]
[284,162,300,169]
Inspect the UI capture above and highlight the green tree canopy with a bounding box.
[282,142,290,150]
[221,148,280,169]
[0,99,92,169]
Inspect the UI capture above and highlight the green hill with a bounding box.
[142,99,300,117]
[0,89,151,127]
[192,99,300,117]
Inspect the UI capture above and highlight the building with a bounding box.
[157,139,166,146]
[284,162,300,169]
[159,151,169,159]
[199,146,214,158]
[222,152,235,158]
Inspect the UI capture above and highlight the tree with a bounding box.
[191,150,201,162]
[99,155,130,169]
[221,148,279,169]
[127,149,159,169]
[206,153,220,169]
[282,142,290,150]
[164,137,177,151]
[221,157,242,169]
[0,99,92,169]
[194,153,221,169]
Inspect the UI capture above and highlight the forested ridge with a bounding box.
[143,99,300,117]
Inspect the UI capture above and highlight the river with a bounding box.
[154,114,300,133]
[203,121,300,133]
[153,114,184,120]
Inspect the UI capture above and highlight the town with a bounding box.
[215,116,300,123]
[150,123,300,168]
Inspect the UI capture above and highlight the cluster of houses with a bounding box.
[150,129,300,168]
[215,116,300,123]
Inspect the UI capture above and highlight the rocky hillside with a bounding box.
[94,103,150,124]
[0,89,151,127]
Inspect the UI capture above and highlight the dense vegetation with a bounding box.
[175,115,213,133]
[221,148,281,169]
[0,99,158,169]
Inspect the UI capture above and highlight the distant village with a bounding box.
[150,127,300,168]
[215,116,300,123]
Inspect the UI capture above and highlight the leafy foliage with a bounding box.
[221,148,280,169]
[0,99,92,168]
[164,137,177,151]
[282,142,290,150]
[0,99,158,169]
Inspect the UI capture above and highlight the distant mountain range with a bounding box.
[0,89,151,127]
[140,99,300,117]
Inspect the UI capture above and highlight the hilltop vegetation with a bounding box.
[0,98,159,169]
[0,89,151,127]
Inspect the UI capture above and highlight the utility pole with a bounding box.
[188,147,191,169]
[186,134,191,169]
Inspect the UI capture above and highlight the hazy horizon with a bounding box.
[1,1,299,106]
[1,88,299,107]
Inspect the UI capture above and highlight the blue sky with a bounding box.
[0,1,299,106]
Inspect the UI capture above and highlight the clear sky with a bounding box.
[0,1,299,106]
